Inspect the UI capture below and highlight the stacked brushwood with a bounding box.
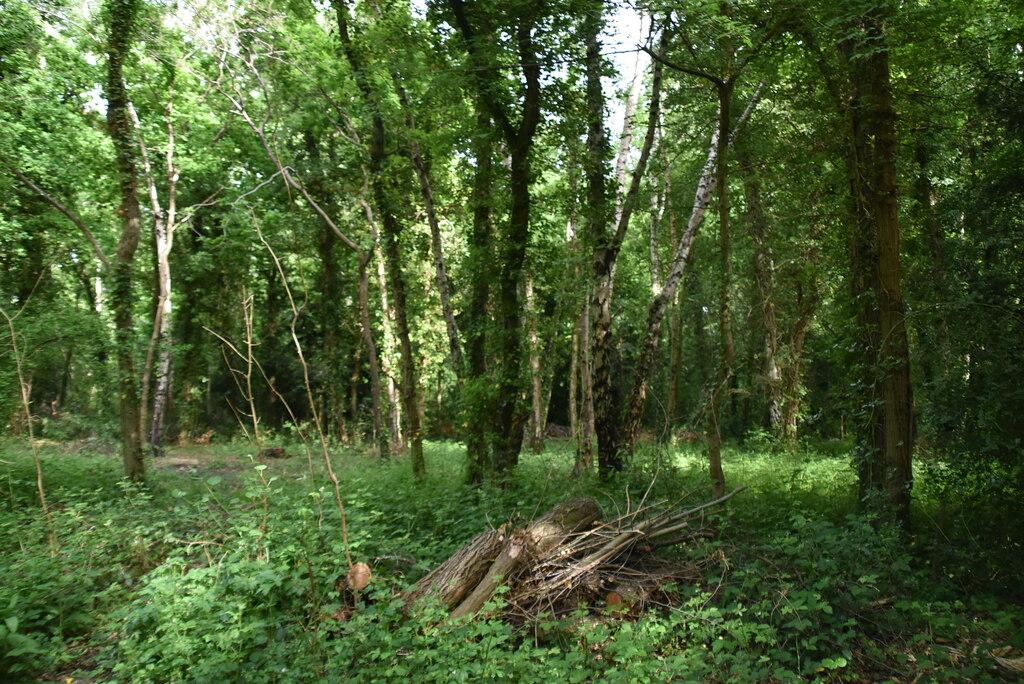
[404,487,746,621]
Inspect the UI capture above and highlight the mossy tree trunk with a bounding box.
[104,0,144,482]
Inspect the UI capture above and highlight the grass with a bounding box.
[1,436,1022,682]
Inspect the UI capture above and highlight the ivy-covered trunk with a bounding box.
[334,0,423,477]
[842,7,914,526]
[447,0,542,476]
[464,99,493,484]
[104,0,144,482]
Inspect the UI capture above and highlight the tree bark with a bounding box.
[841,9,914,526]
[592,19,666,474]
[104,0,145,482]
[447,0,542,474]
[335,0,423,476]
[739,150,784,435]
[464,99,493,484]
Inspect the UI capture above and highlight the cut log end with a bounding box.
[403,489,745,622]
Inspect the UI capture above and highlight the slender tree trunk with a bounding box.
[622,85,762,455]
[578,301,596,464]
[317,224,346,442]
[612,39,648,232]
[842,10,913,526]
[664,168,682,434]
[587,20,617,474]
[105,0,144,482]
[131,98,178,459]
[666,290,682,432]
[592,20,666,473]
[569,321,579,442]
[371,227,402,452]
[570,147,595,472]
[525,278,545,452]
[335,0,422,474]
[447,0,541,475]
[739,150,783,435]
[348,327,361,445]
[708,404,725,498]
[623,118,721,454]
[648,151,666,294]
[378,184,424,477]
[465,100,493,484]
[358,255,389,458]
[781,208,821,441]
[493,126,533,472]
[715,81,737,436]
[393,78,463,371]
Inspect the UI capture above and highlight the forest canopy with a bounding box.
[3,0,1022,514]
[1,0,1023,680]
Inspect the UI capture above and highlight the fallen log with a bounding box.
[404,488,746,621]
[406,498,602,618]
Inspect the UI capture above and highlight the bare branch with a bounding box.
[1,155,110,273]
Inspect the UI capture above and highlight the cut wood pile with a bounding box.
[404,486,746,622]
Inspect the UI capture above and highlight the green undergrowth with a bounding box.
[0,438,1021,682]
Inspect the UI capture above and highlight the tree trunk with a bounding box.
[622,118,721,454]
[131,98,178,459]
[665,175,682,433]
[577,301,596,468]
[105,0,144,482]
[842,9,914,526]
[525,278,545,453]
[371,221,401,452]
[378,194,424,477]
[493,125,532,473]
[464,100,493,484]
[393,78,464,372]
[622,86,762,455]
[780,215,821,442]
[335,0,423,476]
[593,21,666,473]
[739,150,784,435]
[447,0,542,475]
[715,81,737,436]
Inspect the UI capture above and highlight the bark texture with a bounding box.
[335,0,424,476]
[447,0,542,474]
[841,8,914,526]
[407,498,602,618]
[105,0,145,482]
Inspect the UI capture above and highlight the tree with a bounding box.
[334,0,424,477]
[104,0,146,482]
[444,0,544,474]
[838,4,914,525]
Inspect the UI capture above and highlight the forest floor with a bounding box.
[1,436,1022,682]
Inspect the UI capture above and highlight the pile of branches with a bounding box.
[404,487,746,622]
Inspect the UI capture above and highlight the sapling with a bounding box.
[1,303,54,541]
